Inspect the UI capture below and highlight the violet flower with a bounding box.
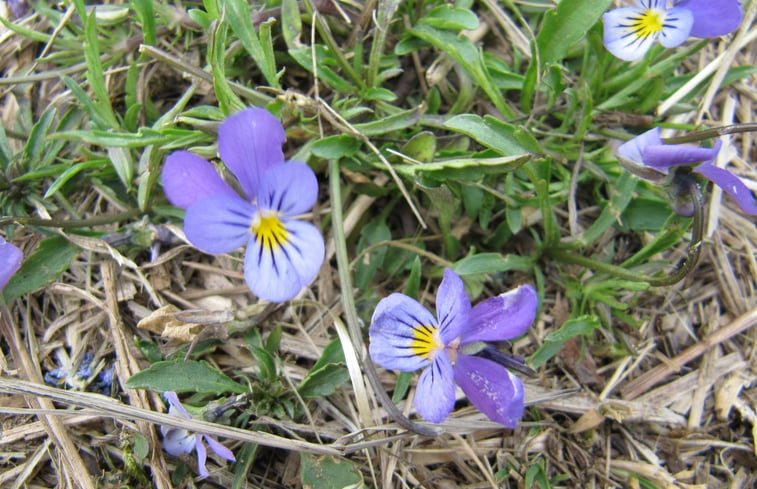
[0,236,22,292]
[161,108,324,302]
[617,127,757,216]
[603,0,742,61]
[160,391,236,479]
[369,269,538,427]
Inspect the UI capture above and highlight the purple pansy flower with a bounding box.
[161,108,324,302]
[603,0,742,61]
[0,236,22,292]
[617,127,757,216]
[160,391,236,479]
[369,269,538,427]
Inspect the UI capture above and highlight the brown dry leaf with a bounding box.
[568,408,604,433]
[136,304,203,341]
[557,337,604,387]
[714,372,750,420]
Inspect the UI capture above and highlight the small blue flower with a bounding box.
[0,236,22,292]
[369,269,538,427]
[603,0,694,61]
[161,108,324,303]
[618,128,757,216]
[160,391,236,479]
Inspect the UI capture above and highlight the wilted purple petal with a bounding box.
[203,435,237,462]
[617,127,663,166]
[414,352,455,423]
[642,141,720,169]
[369,293,438,372]
[218,108,286,199]
[195,434,209,479]
[463,284,538,344]
[436,269,471,344]
[0,237,22,291]
[243,219,324,302]
[454,355,524,428]
[164,391,191,418]
[162,151,238,209]
[184,196,255,254]
[677,0,742,37]
[257,162,319,216]
[694,164,757,215]
[161,427,196,456]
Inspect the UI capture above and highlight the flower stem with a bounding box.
[329,160,438,437]
[0,208,144,229]
[545,178,704,287]
[662,123,757,144]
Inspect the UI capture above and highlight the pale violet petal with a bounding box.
[195,434,209,479]
[657,7,693,48]
[0,237,22,291]
[414,352,456,424]
[257,161,318,216]
[603,7,660,61]
[369,293,438,372]
[203,435,236,462]
[243,219,324,302]
[617,127,664,166]
[436,269,471,344]
[161,428,196,456]
[677,0,742,37]
[184,196,255,254]
[694,164,757,216]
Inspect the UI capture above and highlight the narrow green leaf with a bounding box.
[209,17,244,114]
[420,5,479,31]
[130,0,156,46]
[44,160,104,198]
[297,363,350,398]
[83,8,119,128]
[530,316,601,368]
[311,135,361,159]
[125,360,248,394]
[224,0,280,88]
[454,253,532,276]
[2,236,78,302]
[22,108,56,170]
[444,114,539,155]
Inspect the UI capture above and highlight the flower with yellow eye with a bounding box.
[161,108,324,302]
[369,269,538,427]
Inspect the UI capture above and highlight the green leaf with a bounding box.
[537,0,612,66]
[22,108,56,170]
[454,253,532,276]
[298,339,349,398]
[396,154,532,184]
[249,346,277,383]
[311,135,361,159]
[80,4,119,128]
[392,371,413,404]
[300,454,363,489]
[209,16,244,114]
[130,0,156,46]
[2,236,78,302]
[444,114,540,155]
[356,219,391,290]
[409,24,515,118]
[224,0,280,88]
[400,131,436,163]
[44,160,104,198]
[280,0,302,49]
[125,360,248,394]
[530,316,601,368]
[420,5,479,31]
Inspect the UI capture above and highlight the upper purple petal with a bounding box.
[257,162,318,216]
[184,195,255,254]
[195,434,209,478]
[642,141,720,169]
[0,237,22,291]
[161,151,238,209]
[414,352,456,423]
[203,435,236,462]
[218,108,286,200]
[462,284,538,344]
[694,164,757,215]
[243,219,324,302]
[617,128,663,166]
[369,293,438,372]
[677,0,742,37]
[436,269,471,345]
[454,355,524,428]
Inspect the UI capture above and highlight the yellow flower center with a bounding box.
[632,9,664,38]
[251,212,288,251]
[409,325,444,360]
